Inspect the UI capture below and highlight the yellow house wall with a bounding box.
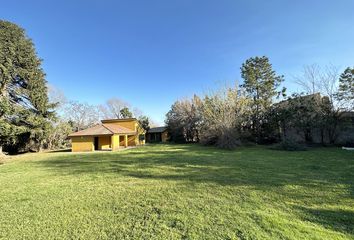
[71,136,94,152]
[70,119,146,151]
[111,134,120,150]
[101,120,146,146]
[103,120,136,131]
[98,136,111,150]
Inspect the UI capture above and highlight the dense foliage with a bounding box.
[240,56,286,143]
[336,67,354,110]
[166,57,354,149]
[0,20,54,153]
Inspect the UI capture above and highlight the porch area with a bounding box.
[94,134,136,151]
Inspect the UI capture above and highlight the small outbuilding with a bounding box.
[146,127,169,143]
[68,118,145,152]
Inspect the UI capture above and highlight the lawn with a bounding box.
[0,144,353,240]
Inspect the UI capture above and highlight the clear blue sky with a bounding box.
[2,0,354,124]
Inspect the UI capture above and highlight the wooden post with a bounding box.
[125,135,128,148]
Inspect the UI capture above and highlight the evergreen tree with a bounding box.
[138,116,150,131]
[0,20,53,153]
[120,107,133,118]
[336,67,354,110]
[240,56,285,143]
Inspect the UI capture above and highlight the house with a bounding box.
[275,93,354,145]
[68,118,146,152]
[146,127,169,143]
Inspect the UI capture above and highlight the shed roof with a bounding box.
[148,127,168,133]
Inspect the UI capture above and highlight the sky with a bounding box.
[1,0,354,124]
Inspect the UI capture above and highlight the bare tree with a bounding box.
[294,64,340,101]
[199,84,251,149]
[47,84,68,115]
[319,64,340,104]
[293,64,344,144]
[64,101,100,131]
[294,64,323,95]
[166,95,202,143]
[132,107,143,118]
[99,98,130,119]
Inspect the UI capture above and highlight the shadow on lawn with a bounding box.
[36,145,354,191]
[297,207,354,236]
[36,144,354,236]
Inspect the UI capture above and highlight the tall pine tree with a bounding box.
[336,67,354,110]
[240,56,285,143]
[0,20,53,153]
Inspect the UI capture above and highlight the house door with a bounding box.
[94,137,99,150]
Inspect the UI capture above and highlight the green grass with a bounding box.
[0,144,353,239]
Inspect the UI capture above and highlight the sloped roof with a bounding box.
[68,123,136,137]
[68,124,113,137]
[148,127,168,133]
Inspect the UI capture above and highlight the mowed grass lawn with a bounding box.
[0,144,353,240]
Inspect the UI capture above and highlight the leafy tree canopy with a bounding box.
[0,20,53,152]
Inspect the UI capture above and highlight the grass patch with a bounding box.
[0,144,353,239]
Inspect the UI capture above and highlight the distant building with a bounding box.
[68,118,145,152]
[146,127,169,143]
[276,93,354,145]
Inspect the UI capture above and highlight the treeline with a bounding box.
[0,20,151,154]
[166,57,354,149]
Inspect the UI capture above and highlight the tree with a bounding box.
[0,20,53,153]
[294,64,350,144]
[48,84,67,114]
[120,107,133,118]
[294,64,340,103]
[240,56,285,143]
[199,84,250,149]
[165,95,201,143]
[138,115,150,131]
[294,64,322,95]
[99,98,130,119]
[336,67,354,110]
[44,120,72,150]
[64,101,99,131]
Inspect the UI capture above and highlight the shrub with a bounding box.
[200,127,240,150]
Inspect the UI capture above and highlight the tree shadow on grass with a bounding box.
[35,145,354,192]
[297,206,354,236]
[32,144,354,238]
